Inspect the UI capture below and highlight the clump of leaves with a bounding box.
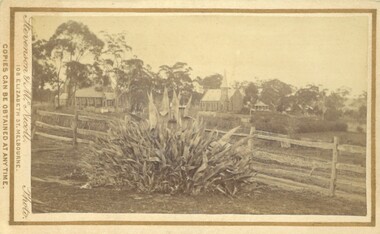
[81,118,255,196]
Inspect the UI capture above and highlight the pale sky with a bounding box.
[32,14,370,96]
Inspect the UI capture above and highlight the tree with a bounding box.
[65,61,93,105]
[32,38,56,101]
[294,84,326,116]
[324,87,351,120]
[357,105,367,121]
[243,82,259,106]
[120,58,154,111]
[277,95,297,113]
[97,32,156,112]
[260,79,293,110]
[359,91,367,102]
[157,62,193,104]
[47,20,104,62]
[89,62,110,89]
[200,73,223,89]
[46,20,104,106]
[357,91,367,122]
[97,32,130,111]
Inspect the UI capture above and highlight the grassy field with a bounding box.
[31,106,367,214]
[293,131,366,146]
[31,137,366,215]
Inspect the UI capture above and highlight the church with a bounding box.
[200,74,244,113]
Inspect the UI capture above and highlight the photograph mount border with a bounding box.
[8,7,377,226]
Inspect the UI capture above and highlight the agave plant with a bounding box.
[80,91,255,196]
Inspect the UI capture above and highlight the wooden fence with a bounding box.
[33,110,111,145]
[207,127,366,201]
[33,110,367,202]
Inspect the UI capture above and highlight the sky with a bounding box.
[32,14,370,96]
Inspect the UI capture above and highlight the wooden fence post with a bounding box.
[72,110,78,146]
[248,126,255,150]
[329,136,339,196]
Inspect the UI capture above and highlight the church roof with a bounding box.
[201,89,222,102]
[76,87,115,99]
[201,88,243,102]
[254,101,268,107]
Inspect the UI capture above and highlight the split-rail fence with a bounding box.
[33,110,367,202]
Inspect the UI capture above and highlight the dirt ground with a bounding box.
[31,137,366,215]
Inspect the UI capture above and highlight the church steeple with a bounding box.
[221,70,228,88]
[220,70,229,111]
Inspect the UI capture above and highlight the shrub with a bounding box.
[295,119,348,133]
[249,112,348,134]
[202,115,242,131]
[81,119,255,196]
[324,108,342,121]
[250,112,290,134]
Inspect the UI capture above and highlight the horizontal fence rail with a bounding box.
[204,128,366,154]
[33,109,367,202]
[205,126,366,201]
[37,110,120,121]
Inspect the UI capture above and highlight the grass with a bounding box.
[293,131,366,146]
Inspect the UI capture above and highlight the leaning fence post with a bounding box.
[248,126,255,150]
[329,136,339,196]
[72,110,78,146]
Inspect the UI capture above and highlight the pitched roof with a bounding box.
[201,88,243,102]
[76,87,104,98]
[232,88,245,97]
[104,92,115,100]
[201,89,222,102]
[56,93,68,99]
[254,101,268,107]
[76,87,115,99]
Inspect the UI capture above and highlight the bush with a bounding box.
[202,115,242,131]
[250,112,290,134]
[324,108,342,121]
[249,112,348,134]
[295,119,348,133]
[81,119,255,196]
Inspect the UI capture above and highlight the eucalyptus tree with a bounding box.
[157,62,193,104]
[65,61,93,103]
[97,32,155,112]
[260,79,293,110]
[32,37,57,102]
[46,20,104,106]
[200,73,223,89]
[120,58,155,112]
[243,82,259,106]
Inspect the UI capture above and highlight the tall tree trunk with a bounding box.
[55,58,63,108]
[57,79,60,108]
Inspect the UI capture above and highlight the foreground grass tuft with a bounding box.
[81,118,255,196]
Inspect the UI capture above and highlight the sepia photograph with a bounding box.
[27,12,371,217]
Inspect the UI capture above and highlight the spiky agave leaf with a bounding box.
[160,87,170,116]
[147,92,159,130]
[217,126,240,145]
[82,103,255,195]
